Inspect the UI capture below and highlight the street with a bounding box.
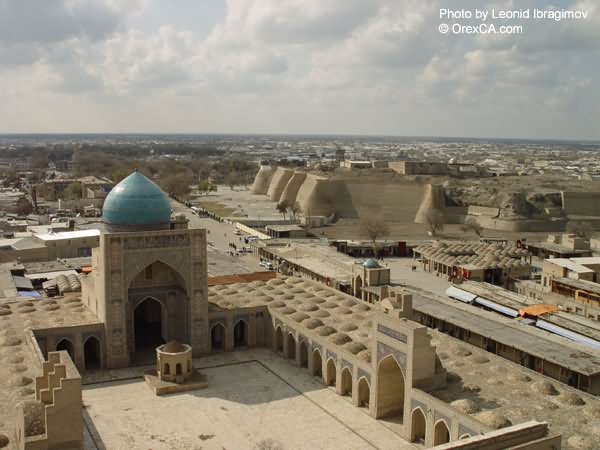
[170,199,264,275]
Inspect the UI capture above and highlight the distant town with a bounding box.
[1,134,600,449]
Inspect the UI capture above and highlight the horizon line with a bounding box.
[0,132,598,144]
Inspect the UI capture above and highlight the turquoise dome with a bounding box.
[364,258,379,268]
[103,171,171,226]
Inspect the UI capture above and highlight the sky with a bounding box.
[0,0,598,140]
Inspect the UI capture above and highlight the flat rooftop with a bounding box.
[35,229,100,241]
[528,241,591,255]
[413,294,600,375]
[553,277,600,295]
[459,280,535,310]
[254,239,355,284]
[545,258,594,273]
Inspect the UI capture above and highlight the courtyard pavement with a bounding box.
[82,349,417,450]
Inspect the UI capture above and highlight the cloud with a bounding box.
[0,0,597,138]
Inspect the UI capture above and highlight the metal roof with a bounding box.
[413,295,600,375]
[35,229,100,241]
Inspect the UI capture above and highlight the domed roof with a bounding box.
[103,171,171,226]
[364,258,379,268]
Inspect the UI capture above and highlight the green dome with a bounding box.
[364,258,379,268]
[103,171,171,227]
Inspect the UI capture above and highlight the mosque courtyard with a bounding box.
[82,349,415,450]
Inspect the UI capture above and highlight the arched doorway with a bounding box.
[275,327,283,353]
[299,341,308,368]
[312,348,322,377]
[83,336,101,370]
[211,323,225,351]
[376,355,405,419]
[358,377,370,407]
[341,368,352,396]
[56,338,74,360]
[354,276,363,298]
[234,320,248,348]
[134,298,164,360]
[286,333,296,360]
[411,408,426,443]
[434,420,450,445]
[326,359,336,386]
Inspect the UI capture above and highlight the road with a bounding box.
[170,200,263,274]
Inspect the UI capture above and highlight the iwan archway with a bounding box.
[128,260,190,362]
[133,297,165,361]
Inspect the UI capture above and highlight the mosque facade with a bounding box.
[17,171,561,450]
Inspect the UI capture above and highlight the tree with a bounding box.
[276,200,289,221]
[198,179,211,196]
[359,217,390,257]
[291,201,302,222]
[30,151,48,169]
[566,221,593,239]
[15,197,33,216]
[425,209,445,237]
[160,174,193,199]
[112,167,131,183]
[461,217,483,237]
[62,182,83,200]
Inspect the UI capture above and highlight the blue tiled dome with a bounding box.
[364,258,379,268]
[103,171,171,227]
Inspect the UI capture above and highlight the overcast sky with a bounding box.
[0,0,598,140]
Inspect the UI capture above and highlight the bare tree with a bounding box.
[566,221,594,239]
[461,217,483,237]
[360,217,390,257]
[276,200,289,222]
[425,209,445,237]
[15,197,34,216]
[291,201,302,222]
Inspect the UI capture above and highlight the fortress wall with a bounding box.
[250,165,274,194]
[414,184,446,224]
[295,174,338,216]
[475,216,567,232]
[267,168,294,201]
[468,205,500,217]
[562,191,600,216]
[342,180,425,220]
[279,171,307,205]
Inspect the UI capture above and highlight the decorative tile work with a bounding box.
[357,368,371,383]
[434,411,452,429]
[234,314,250,324]
[341,359,353,371]
[377,324,408,344]
[377,341,406,371]
[411,398,428,414]
[458,424,477,438]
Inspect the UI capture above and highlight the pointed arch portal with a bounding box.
[134,297,164,360]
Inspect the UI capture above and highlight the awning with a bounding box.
[474,296,519,318]
[519,304,558,317]
[17,290,41,298]
[536,319,600,350]
[446,286,477,304]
